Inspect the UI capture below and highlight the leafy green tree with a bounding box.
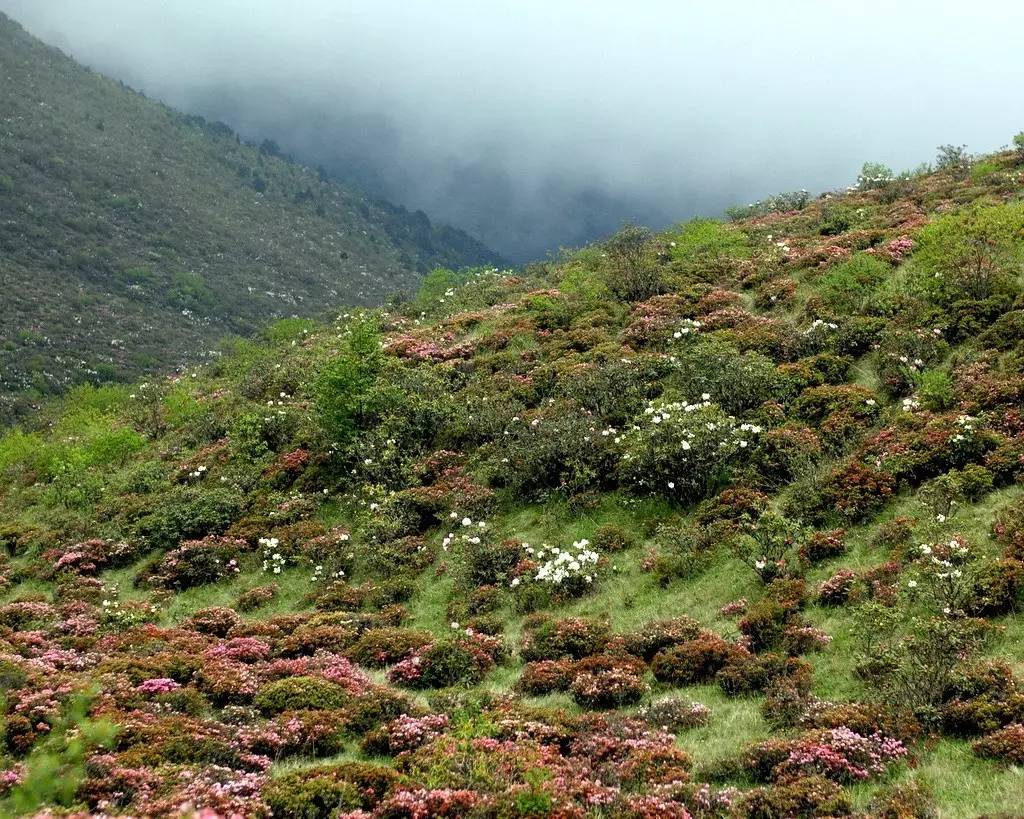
[314,314,383,447]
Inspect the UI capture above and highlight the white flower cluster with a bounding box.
[672,319,703,339]
[259,537,286,574]
[525,539,599,586]
[951,414,976,444]
[902,397,920,412]
[442,514,487,552]
[187,464,208,480]
[804,318,838,335]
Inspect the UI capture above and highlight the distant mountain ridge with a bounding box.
[0,12,502,423]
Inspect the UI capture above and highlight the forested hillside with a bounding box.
[0,13,500,424]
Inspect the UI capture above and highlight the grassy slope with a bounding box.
[2,148,1024,816]
[0,12,500,423]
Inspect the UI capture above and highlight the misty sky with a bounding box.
[3,1,1023,262]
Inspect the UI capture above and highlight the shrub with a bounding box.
[183,606,241,636]
[740,775,852,818]
[668,339,780,415]
[911,202,1024,303]
[869,780,938,819]
[569,655,649,709]
[591,523,636,553]
[621,616,702,661]
[313,314,383,448]
[236,583,279,612]
[617,398,761,503]
[972,723,1024,765]
[264,763,399,817]
[345,628,434,668]
[388,633,503,689]
[819,570,858,606]
[601,224,661,301]
[651,633,740,685]
[800,529,846,565]
[824,461,897,522]
[255,677,353,714]
[637,697,711,732]
[521,615,611,661]
[815,253,891,314]
[133,486,244,550]
[141,536,247,590]
[516,660,576,696]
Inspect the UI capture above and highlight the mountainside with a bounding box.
[0,13,501,424]
[2,142,1024,817]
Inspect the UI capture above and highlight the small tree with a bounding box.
[1013,131,1024,162]
[857,162,895,190]
[314,314,382,448]
[602,224,661,301]
[935,144,972,178]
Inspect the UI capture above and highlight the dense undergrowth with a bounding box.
[2,140,1024,817]
[0,13,501,425]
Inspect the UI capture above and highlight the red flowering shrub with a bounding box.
[345,627,434,668]
[521,614,611,661]
[637,697,711,731]
[371,787,484,819]
[972,723,1024,765]
[184,606,242,636]
[388,632,503,689]
[819,569,859,606]
[651,633,742,685]
[569,655,649,709]
[362,713,451,756]
[800,529,847,565]
[621,616,702,661]
[142,535,247,590]
[516,659,576,695]
[236,583,279,612]
[825,461,897,522]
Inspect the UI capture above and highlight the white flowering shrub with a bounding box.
[617,398,762,503]
[511,539,602,600]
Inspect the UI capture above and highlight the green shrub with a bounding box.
[264,763,399,817]
[815,253,890,314]
[910,203,1024,303]
[254,677,353,713]
[668,219,749,276]
[915,369,954,411]
[601,225,661,301]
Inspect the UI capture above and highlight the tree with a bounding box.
[602,224,661,301]
[314,314,383,448]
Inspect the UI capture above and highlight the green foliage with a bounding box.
[601,224,661,301]
[668,219,749,275]
[1,693,116,816]
[1014,131,1024,161]
[858,161,895,190]
[915,369,954,411]
[254,677,353,713]
[314,315,383,448]
[815,253,891,314]
[910,203,1024,302]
